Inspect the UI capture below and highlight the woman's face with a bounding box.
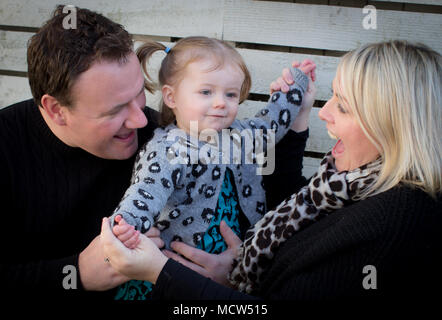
[318,77,380,172]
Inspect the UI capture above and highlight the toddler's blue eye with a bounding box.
[201,90,211,95]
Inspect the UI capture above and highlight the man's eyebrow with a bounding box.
[103,85,145,116]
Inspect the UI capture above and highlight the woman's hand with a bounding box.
[100,217,168,284]
[270,59,316,109]
[144,226,164,249]
[78,234,130,291]
[270,59,316,91]
[162,220,242,287]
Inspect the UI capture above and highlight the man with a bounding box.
[0,6,308,299]
[0,6,159,299]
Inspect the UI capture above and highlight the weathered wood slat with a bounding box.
[0,33,339,101]
[223,0,442,53]
[239,100,335,154]
[2,1,440,53]
[0,30,30,72]
[0,0,224,38]
[378,0,441,5]
[128,41,339,102]
[238,47,338,101]
[0,75,31,108]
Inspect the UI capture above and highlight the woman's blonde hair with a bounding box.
[136,36,251,126]
[336,40,441,198]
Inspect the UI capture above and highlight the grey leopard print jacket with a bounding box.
[110,68,308,249]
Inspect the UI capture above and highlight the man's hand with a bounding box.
[78,234,129,291]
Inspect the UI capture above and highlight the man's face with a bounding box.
[62,52,147,160]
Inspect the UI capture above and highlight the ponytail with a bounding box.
[136,40,167,94]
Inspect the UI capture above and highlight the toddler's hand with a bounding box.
[112,215,141,249]
[270,59,316,111]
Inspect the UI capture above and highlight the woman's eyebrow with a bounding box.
[331,81,345,101]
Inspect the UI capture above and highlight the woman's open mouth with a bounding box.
[332,138,345,157]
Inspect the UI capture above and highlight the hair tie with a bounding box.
[165,47,171,54]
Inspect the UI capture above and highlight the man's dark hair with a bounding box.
[27,6,133,108]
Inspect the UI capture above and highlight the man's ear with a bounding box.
[162,85,176,109]
[40,94,67,125]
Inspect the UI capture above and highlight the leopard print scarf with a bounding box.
[228,151,382,294]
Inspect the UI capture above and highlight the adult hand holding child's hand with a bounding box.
[101,217,168,284]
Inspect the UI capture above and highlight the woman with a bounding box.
[101,40,441,301]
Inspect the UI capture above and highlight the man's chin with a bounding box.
[121,144,139,160]
[103,143,138,160]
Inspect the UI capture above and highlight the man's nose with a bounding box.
[125,100,148,129]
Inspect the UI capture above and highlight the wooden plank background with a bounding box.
[1,0,441,178]
[384,0,441,5]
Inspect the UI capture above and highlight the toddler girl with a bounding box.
[110,36,314,299]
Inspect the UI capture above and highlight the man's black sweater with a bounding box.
[0,99,158,298]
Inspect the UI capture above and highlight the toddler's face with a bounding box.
[166,59,244,135]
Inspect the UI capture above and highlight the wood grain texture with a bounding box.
[223,0,441,53]
[0,34,338,100]
[0,0,224,38]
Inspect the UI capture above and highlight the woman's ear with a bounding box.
[162,85,176,109]
[40,94,67,125]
